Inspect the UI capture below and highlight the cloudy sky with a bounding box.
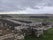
[0,0,53,14]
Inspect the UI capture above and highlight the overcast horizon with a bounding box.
[0,0,53,14]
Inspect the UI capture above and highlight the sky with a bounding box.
[0,0,53,14]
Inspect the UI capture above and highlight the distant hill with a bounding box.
[0,14,53,18]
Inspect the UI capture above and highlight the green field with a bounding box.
[24,28,53,40]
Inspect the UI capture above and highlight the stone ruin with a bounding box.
[0,18,53,40]
[14,22,53,39]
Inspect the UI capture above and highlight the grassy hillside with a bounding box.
[24,28,53,40]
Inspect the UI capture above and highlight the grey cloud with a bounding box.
[0,0,53,11]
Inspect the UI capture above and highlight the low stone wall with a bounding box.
[0,33,14,40]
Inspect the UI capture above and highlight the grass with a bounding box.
[30,18,53,22]
[24,28,53,40]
